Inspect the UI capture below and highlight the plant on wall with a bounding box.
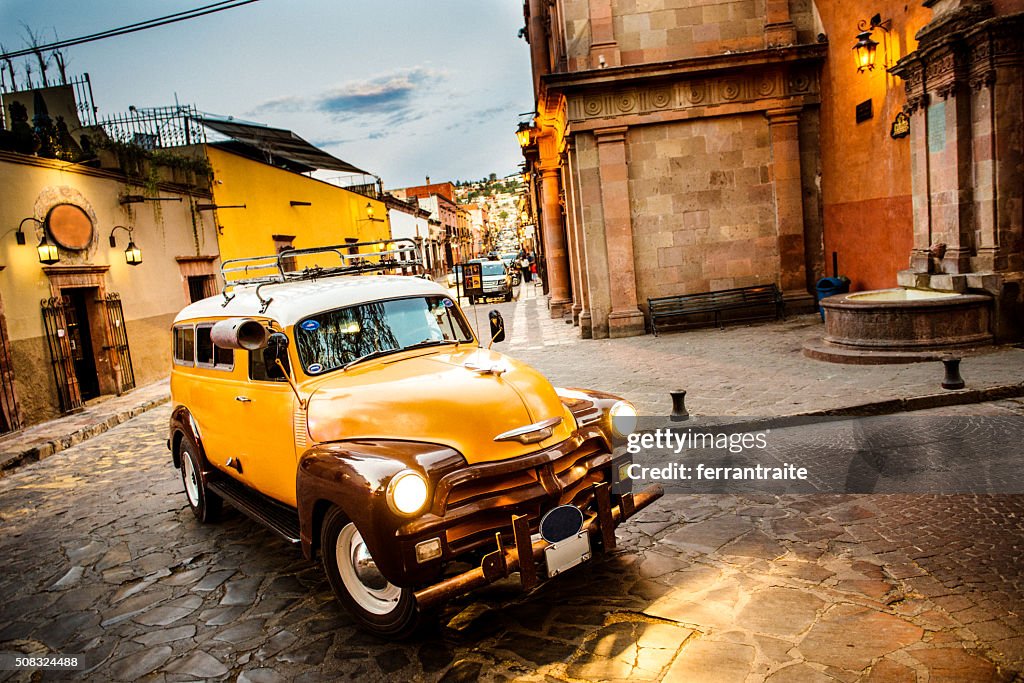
[95,139,213,190]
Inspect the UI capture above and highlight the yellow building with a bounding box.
[206,145,391,266]
[0,149,219,428]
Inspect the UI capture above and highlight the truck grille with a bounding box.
[415,434,614,555]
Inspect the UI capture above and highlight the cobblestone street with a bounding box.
[0,291,1022,681]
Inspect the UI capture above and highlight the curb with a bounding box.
[0,394,170,477]
[792,382,1024,418]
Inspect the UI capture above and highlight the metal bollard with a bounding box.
[941,357,965,390]
[670,390,689,421]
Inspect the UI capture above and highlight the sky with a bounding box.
[0,0,534,188]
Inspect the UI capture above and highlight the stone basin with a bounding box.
[845,288,963,302]
[804,288,994,364]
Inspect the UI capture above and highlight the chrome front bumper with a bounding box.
[413,481,664,609]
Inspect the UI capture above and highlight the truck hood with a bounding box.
[304,347,575,464]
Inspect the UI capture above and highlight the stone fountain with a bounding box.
[806,0,1023,364]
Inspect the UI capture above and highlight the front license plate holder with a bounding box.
[544,532,591,578]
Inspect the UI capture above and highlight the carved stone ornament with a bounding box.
[32,186,100,263]
[969,70,996,90]
[566,68,818,123]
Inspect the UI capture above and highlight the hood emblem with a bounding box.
[493,416,563,445]
[464,360,506,376]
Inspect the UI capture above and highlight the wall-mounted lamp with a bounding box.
[515,122,535,149]
[37,232,59,265]
[362,202,385,222]
[119,194,184,205]
[109,225,143,266]
[854,13,891,73]
[195,204,247,211]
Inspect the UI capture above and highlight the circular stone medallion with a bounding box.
[46,204,93,250]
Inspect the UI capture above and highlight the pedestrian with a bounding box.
[521,252,533,283]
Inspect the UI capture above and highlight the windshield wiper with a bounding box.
[403,339,461,352]
[341,340,459,370]
[342,348,402,370]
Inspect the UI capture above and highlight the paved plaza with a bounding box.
[0,289,1022,681]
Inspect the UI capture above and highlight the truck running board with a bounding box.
[208,476,301,545]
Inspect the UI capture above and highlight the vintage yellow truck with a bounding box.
[168,240,662,636]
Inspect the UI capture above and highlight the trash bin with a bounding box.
[815,276,850,320]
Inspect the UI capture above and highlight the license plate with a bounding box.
[544,532,591,578]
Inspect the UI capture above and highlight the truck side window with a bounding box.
[249,348,289,382]
[195,325,233,370]
[173,325,194,366]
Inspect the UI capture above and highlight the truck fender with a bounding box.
[296,440,464,584]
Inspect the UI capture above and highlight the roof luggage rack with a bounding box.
[219,238,424,308]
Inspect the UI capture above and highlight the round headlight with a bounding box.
[387,470,429,516]
[609,400,638,437]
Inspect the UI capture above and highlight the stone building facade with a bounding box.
[521,0,1024,341]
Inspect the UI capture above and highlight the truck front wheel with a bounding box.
[179,434,222,523]
[320,506,419,638]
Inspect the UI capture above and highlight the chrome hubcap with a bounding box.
[352,539,388,590]
[336,523,401,615]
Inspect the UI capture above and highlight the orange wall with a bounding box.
[816,1,932,290]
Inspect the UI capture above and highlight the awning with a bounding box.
[195,116,368,175]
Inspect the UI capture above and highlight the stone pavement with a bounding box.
[0,403,1022,681]
[0,288,1021,681]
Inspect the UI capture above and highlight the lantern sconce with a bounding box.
[109,225,143,266]
[362,202,386,223]
[37,232,59,265]
[7,217,53,265]
[854,14,891,73]
[515,121,535,149]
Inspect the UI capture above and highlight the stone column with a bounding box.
[901,63,934,273]
[968,28,1023,273]
[595,126,645,338]
[588,0,620,68]
[575,133,608,339]
[563,141,589,326]
[539,165,572,317]
[926,73,975,274]
[764,0,796,47]
[527,0,551,92]
[766,108,812,304]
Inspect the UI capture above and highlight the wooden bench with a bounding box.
[648,284,785,336]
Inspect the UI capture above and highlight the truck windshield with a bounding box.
[295,295,474,374]
[482,262,506,276]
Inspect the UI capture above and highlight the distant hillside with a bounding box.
[454,173,523,202]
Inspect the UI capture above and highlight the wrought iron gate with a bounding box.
[41,297,83,414]
[103,293,135,393]
[0,311,22,434]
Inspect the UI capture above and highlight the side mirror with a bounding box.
[488,310,506,344]
[263,332,289,378]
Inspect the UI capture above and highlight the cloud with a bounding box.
[252,66,446,127]
[251,95,307,113]
[445,102,516,130]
